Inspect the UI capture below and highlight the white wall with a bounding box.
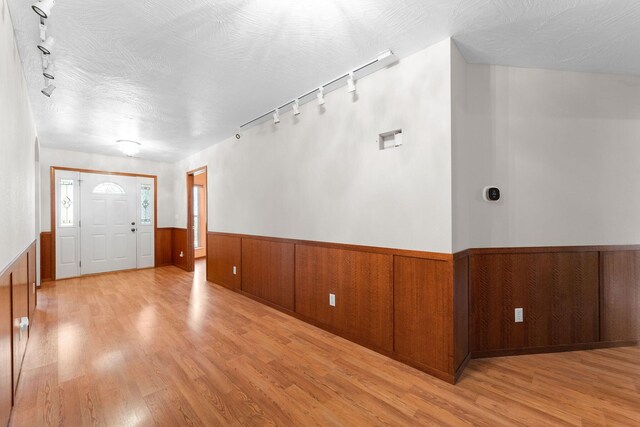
[40,147,175,230]
[451,41,469,252]
[0,0,37,271]
[174,39,454,253]
[454,64,640,250]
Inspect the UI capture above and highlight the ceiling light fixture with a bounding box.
[43,62,55,79]
[41,84,56,97]
[37,36,55,55]
[273,108,280,124]
[117,140,141,157]
[317,87,325,105]
[32,0,55,19]
[292,99,300,116]
[346,72,356,93]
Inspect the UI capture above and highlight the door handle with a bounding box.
[131,222,136,226]
[131,228,136,233]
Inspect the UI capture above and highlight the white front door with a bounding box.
[80,173,137,275]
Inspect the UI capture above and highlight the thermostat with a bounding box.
[483,186,501,202]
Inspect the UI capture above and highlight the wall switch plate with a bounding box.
[329,293,336,307]
[233,266,237,275]
[515,308,524,323]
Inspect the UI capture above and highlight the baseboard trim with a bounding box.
[471,340,639,359]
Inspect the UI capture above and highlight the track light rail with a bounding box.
[238,50,396,131]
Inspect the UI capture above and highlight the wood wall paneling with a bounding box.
[206,234,241,290]
[394,256,453,374]
[12,255,29,394]
[0,269,12,427]
[601,250,640,341]
[40,232,52,282]
[155,228,173,267]
[453,255,469,372]
[28,244,37,330]
[171,228,189,271]
[295,245,393,352]
[470,251,600,354]
[241,238,294,310]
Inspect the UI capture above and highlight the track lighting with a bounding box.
[41,84,56,97]
[37,36,55,55]
[317,87,325,105]
[117,140,141,157]
[347,72,356,93]
[32,0,55,19]
[43,62,55,79]
[238,49,396,132]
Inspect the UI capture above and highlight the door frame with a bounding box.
[50,166,158,280]
[186,166,208,273]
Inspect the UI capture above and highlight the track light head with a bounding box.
[32,0,55,19]
[292,99,300,116]
[317,87,325,105]
[41,84,56,97]
[273,108,280,124]
[37,36,55,55]
[347,72,356,93]
[43,62,55,79]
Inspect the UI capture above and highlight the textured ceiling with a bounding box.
[7,0,640,162]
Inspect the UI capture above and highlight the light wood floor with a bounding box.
[10,261,640,426]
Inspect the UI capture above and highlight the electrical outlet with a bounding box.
[179,251,184,258]
[233,266,237,275]
[515,308,524,323]
[329,293,336,307]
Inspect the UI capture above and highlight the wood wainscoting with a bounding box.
[41,227,183,281]
[0,241,37,426]
[171,228,189,271]
[155,228,173,267]
[460,246,640,358]
[206,232,466,383]
[39,232,53,282]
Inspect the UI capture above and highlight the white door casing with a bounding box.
[55,170,80,279]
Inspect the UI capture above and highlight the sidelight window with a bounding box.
[60,179,74,227]
[140,184,152,225]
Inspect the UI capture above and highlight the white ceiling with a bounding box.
[8,0,640,162]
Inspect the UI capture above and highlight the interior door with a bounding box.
[55,170,80,279]
[136,177,155,269]
[80,173,137,275]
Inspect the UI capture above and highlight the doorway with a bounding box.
[52,168,156,279]
[186,167,207,272]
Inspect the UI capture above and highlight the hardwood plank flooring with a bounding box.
[11,261,640,426]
